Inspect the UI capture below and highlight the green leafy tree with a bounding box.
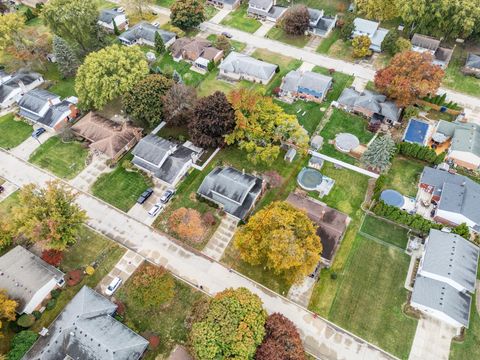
[154,32,165,54]
[0,221,14,253]
[75,44,149,109]
[381,30,399,55]
[52,35,80,78]
[397,0,480,39]
[234,201,321,284]
[190,287,267,360]
[214,35,230,53]
[0,12,25,50]
[339,14,355,41]
[24,8,36,22]
[395,37,411,53]
[42,0,100,55]
[452,223,470,239]
[12,181,88,251]
[352,35,372,58]
[7,331,38,360]
[361,134,396,173]
[355,0,399,20]
[123,74,174,129]
[226,89,309,164]
[170,0,205,30]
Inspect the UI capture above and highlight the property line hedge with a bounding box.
[397,142,445,165]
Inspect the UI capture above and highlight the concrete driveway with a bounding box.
[11,128,55,160]
[409,316,457,360]
[253,21,275,37]
[127,180,168,225]
[210,8,231,24]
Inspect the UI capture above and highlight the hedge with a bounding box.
[397,142,445,165]
[7,331,38,360]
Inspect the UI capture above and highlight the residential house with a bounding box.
[307,8,337,37]
[336,88,402,125]
[432,120,480,170]
[171,38,224,71]
[132,134,203,187]
[98,8,129,32]
[280,70,332,103]
[411,34,454,68]
[352,18,389,52]
[247,0,286,22]
[0,71,44,108]
[0,246,65,314]
[207,0,240,10]
[71,112,143,162]
[286,192,349,267]
[23,286,149,360]
[418,166,480,231]
[462,53,480,77]
[219,51,278,84]
[411,229,479,328]
[197,166,264,220]
[18,89,78,131]
[119,22,176,48]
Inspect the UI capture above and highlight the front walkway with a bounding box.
[287,276,316,307]
[202,214,238,261]
[69,153,112,192]
[408,316,457,360]
[352,76,369,92]
[209,8,231,24]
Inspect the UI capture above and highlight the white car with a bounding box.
[151,22,160,28]
[148,203,164,217]
[116,6,125,12]
[105,276,122,296]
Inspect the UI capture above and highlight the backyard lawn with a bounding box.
[43,63,76,98]
[360,214,410,249]
[266,26,311,48]
[29,137,89,179]
[154,54,206,87]
[383,156,424,197]
[92,156,152,212]
[327,235,417,359]
[196,69,262,97]
[276,0,348,15]
[220,4,262,33]
[117,264,206,360]
[443,47,480,97]
[0,113,33,149]
[275,100,327,135]
[313,66,354,102]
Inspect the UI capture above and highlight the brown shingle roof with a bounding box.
[71,112,142,159]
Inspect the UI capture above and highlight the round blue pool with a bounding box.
[380,189,405,208]
[297,168,323,191]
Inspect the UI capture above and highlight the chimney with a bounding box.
[48,98,54,107]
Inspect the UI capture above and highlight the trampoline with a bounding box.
[403,118,430,145]
[297,168,324,191]
[380,189,405,208]
[335,133,360,153]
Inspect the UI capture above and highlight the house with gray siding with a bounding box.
[280,70,332,103]
[0,71,44,108]
[219,51,278,84]
[307,8,337,37]
[411,34,453,68]
[98,8,129,32]
[119,22,176,48]
[352,18,389,52]
[247,0,286,22]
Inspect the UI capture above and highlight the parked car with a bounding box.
[151,22,160,27]
[137,188,153,204]
[160,189,175,204]
[32,127,46,138]
[0,185,4,194]
[148,203,164,217]
[116,6,125,12]
[105,276,122,296]
[222,31,233,38]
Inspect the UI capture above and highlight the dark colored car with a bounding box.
[221,32,233,39]
[32,127,46,138]
[137,188,153,204]
[0,186,4,194]
[160,188,175,204]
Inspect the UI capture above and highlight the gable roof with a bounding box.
[411,34,440,51]
[219,51,278,81]
[0,71,43,104]
[99,8,124,24]
[197,166,263,220]
[422,229,479,292]
[0,246,64,313]
[24,286,149,360]
[132,134,175,166]
[281,70,332,96]
[119,22,175,44]
[18,88,59,114]
[353,18,379,37]
[412,275,471,327]
[170,38,221,61]
[71,112,142,159]
[436,120,480,158]
[307,7,323,26]
[249,0,272,10]
[466,53,480,69]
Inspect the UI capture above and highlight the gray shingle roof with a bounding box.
[99,8,123,24]
[0,246,64,313]
[281,70,332,97]
[0,72,43,103]
[18,88,58,114]
[132,134,174,166]
[420,167,480,225]
[119,22,175,44]
[422,229,479,292]
[307,7,323,25]
[197,166,263,220]
[23,286,149,360]
[411,34,440,51]
[37,100,72,128]
[219,51,278,81]
[249,0,272,10]
[412,275,471,327]
[466,53,480,69]
[353,18,379,37]
[436,120,480,158]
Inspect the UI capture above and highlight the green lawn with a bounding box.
[360,214,409,249]
[443,47,480,97]
[319,108,373,164]
[206,34,247,53]
[327,235,417,359]
[450,297,480,360]
[154,53,206,87]
[275,100,327,135]
[118,265,206,359]
[383,156,424,197]
[94,0,118,10]
[29,137,88,179]
[313,66,354,102]
[156,0,174,7]
[276,0,348,15]
[204,5,219,20]
[0,113,33,149]
[0,190,19,219]
[91,156,152,212]
[316,28,341,54]
[196,69,262,97]
[220,4,262,33]
[326,38,354,62]
[266,26,311,48]
[43,63,76,98]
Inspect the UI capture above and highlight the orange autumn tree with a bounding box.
[374,51,444,107]
[168,207,206,243]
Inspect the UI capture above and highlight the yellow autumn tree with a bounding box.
[233,202,321,284]
[0,289,17,336]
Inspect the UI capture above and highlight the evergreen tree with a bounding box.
[173,70,183,83]
[52,35,80,78]
[154,32,165,54]
[112,19,120,36]
[361,134,396,173]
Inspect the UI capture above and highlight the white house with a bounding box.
[247,0,286,22]
[0,71,44,109]
[118,22,176,48]
[307,8,337,37]
[0,246,65,314]
[98,8,129,32]
[411,230,479,328]
[207,0,240,10]
[219,51,278,84]
[352,18,389,52]
[132,134,203,187]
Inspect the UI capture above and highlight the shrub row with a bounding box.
[397,142,446,165]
